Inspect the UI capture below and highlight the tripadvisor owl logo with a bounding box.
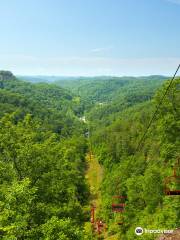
[135,227,144,235]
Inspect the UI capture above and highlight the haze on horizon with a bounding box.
[0,0,180,76]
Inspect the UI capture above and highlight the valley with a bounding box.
[0,71,179,239]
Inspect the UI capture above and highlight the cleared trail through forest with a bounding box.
[86,151,119,239]
[86,151,103,212]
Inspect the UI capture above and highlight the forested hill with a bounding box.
[0,71,89,239]
[87,77,180,239]
[20,75,168,111]
[0,71,84,134]
[1,71,72,110]
[53,75,168,110]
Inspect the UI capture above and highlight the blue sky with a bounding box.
[0,0,180,76]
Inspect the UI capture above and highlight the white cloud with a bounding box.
[90,46,113,53]
[0,53,180,76]
[165,0,180,5]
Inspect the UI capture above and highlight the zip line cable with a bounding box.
[135,64,180,153]
[87,64,180,195]
[114,64,180,194]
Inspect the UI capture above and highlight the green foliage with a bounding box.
[0,71,179,239]
[88,78,180,239]
[0,72,89,239]
[0,178,36,239]
[40,217,82,240]
[54,75,166,114]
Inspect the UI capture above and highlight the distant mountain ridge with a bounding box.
[17,75,169,83]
